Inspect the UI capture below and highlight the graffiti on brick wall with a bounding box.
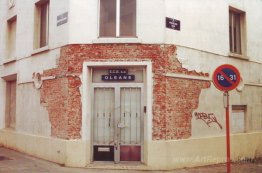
[194,112,222,129]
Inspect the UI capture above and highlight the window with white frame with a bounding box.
[99,0,136,37]
[7,16,17,59]
[229,8,246,55]
[34,0,49,49]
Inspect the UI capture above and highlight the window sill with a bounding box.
[228,52,249,60]
[31,46,49,55]
[92,38,142,44]
[3,57,16,65]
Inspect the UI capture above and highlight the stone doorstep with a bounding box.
[86,161,150,170]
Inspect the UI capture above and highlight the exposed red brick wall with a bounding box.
[165,78,210,140]
[40,44,210,140]
[40,78,69,139]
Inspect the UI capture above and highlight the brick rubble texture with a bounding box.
[40,44,210,140]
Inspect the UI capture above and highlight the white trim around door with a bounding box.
[81,61,153,165]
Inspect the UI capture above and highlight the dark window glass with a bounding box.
[120,0,136,37]
[40,2,49,47]
[229,11,241,54]
[100,0,116,37]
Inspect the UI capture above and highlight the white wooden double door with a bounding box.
[92,84,143,163]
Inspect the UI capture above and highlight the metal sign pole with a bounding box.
[224,91,231,173]
[214,64,240,173]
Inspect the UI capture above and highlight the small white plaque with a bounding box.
[98,147,110,152]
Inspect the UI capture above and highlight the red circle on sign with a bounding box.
[212,64,241,91]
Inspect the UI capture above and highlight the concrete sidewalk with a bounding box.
[0,147,261,173]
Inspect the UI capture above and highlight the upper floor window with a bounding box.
[99,0,136,37]
[229,8,246,55]
[7,16,17,59]
[34,0,49,49]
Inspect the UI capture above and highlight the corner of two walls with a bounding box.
[40,46,82,140]
[39,44,213,141]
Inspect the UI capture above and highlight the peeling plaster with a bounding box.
[177,48,212,73]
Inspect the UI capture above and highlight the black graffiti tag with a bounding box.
[194,112,223,129]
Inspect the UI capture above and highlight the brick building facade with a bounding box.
[0,0,262,170]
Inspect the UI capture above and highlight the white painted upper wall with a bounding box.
[49,0,70,48]
[241,0,262,63]
[0,0,69,63]
[165,0,229,55]
[0,0,7,61]
[68,0,98,44]
[68,0,165,44]
[0,0,69,84]
[0,0,261,62]
[68,0,262,62]
[165,0,262,62]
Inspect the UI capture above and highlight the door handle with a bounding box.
[108,114,111,127]
[114,141,118,150]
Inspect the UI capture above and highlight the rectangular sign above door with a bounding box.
[102,69,135,81]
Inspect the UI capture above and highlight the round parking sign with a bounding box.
[213,64,241,91]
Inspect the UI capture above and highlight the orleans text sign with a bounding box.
[102,69,135,81]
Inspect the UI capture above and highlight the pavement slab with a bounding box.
[0,147,261,173]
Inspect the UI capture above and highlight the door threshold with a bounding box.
[87,161,148,170]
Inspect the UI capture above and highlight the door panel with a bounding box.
[120,87,141,161]
[93,88,115,161]
[93,88,115,145]
[120,146,141,161]
[93,145,114,161]
[93,86,142,162]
